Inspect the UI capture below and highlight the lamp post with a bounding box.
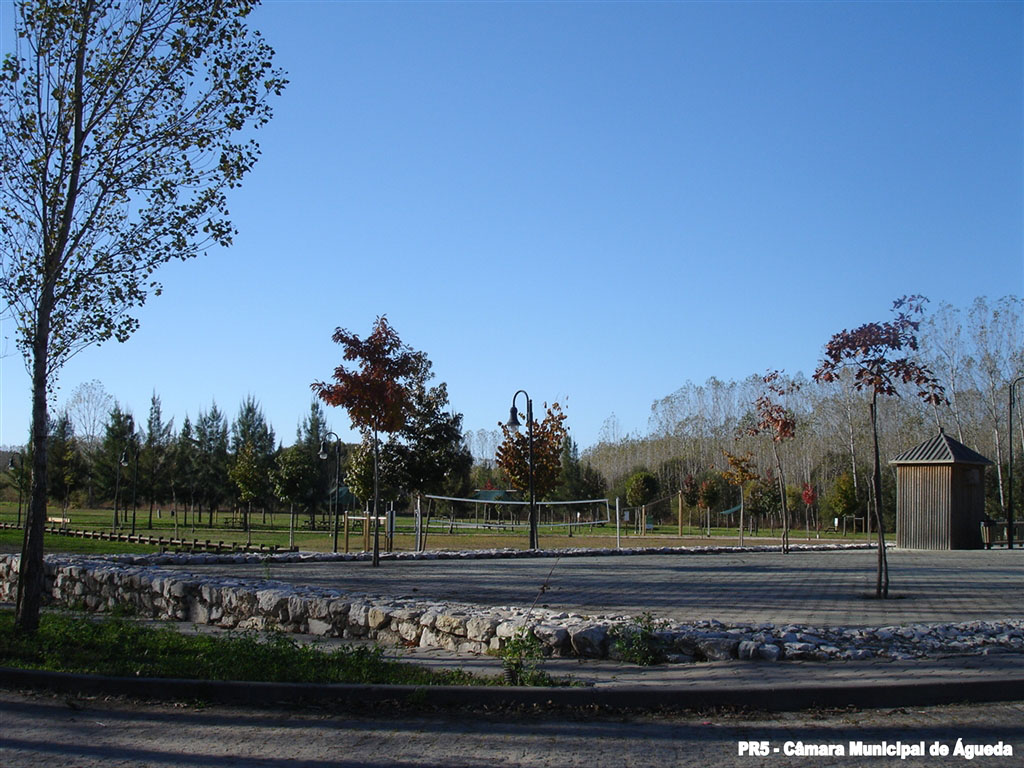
[112,447,128,532]
[7,453,24,527]
[506,390,538,550]
[1008,375,1024,550]
[319,431,341,553]
[129,437,140,536]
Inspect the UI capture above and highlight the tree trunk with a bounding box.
[15,294,53,633]
[870,394,889,598]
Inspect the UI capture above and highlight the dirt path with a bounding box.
[2,688,1022,767]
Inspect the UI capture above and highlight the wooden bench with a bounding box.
[46,516,71,527]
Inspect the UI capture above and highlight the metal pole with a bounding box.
[130,441,139,536]
[415,494,422,552]
[615,497,621,549]
[372,429,381,566]
[1009,376,1023,549]
[526,397,536,550]
[332,441,340,553]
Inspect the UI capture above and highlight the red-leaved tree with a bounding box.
[311,316,426,566]
[814,295,945,597]
[748,371,798,553]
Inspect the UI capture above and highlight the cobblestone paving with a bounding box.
[179,548,1024,627]
[1,688,1021,767]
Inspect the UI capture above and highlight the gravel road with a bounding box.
[2,688,1022,767]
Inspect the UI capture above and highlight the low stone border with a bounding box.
[1,545,1021,664]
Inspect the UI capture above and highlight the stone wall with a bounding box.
[2,546,1022,663]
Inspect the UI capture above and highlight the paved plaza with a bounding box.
[178,547,1024,627]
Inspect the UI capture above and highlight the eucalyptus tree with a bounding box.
[0,0,285,631]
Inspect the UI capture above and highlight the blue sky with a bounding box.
[1,0,1021,453]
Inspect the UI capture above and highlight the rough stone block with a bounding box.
[570,624,608,658]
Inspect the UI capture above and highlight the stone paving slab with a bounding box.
[175,547,1024,628]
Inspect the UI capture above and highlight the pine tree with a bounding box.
[142,394,174,528]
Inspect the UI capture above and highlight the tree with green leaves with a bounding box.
[273,444,318,548]
[400,375,473,498]
[824,471,859,528]
[195,403,230,526]
[46,410,83,515]
[173,416,199,521]
[229,441,265,545]
[345,437,408,506]
[698,476,721,536]
[141,393,174,528]
[297,400,333,528]
[312,316,426,566]
[230,396,276,520]
[625,470,659,509]
[815,295,945,597]
[555,436,606,502]
[722,450,758,545]
[0,0,285,632]
[96,405,135,519]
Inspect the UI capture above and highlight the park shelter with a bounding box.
[890,430,993,550]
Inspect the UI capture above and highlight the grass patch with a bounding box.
[0,609,496,687]
[0,528,160,556]
[0,500,871,557]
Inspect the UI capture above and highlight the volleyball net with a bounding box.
[420,494,611,532]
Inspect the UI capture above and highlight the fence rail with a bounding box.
[0,522,294,555]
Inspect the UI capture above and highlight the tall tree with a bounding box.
[272,444,318,548]
[195,403,230,525]
[400,375,473,498]
[312,316,426,566]
[748,371,799,553]
[815,295,944,597]
[141,393,174,527]
[46,410,82,514]
[722,450,758,546]
[0,0,285,632]
[95,404,135,527]
[65,379,113,506]
[230,396,276,518]
[173,416,199,519]
[297,400,333,527]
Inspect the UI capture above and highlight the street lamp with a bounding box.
[1008,375,1024,550]
[112,448,128,531]
[129,438,140,537]
[506,390,537,550]
[7,453,23,527]
[319,431,341,553]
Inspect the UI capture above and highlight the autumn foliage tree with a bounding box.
[814,295,945,597]
[722,450,758,545]
[496,401,568,501]
[312,316,427,566]
[748,371,799,553]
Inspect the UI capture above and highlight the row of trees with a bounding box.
[585,295,1021,528]
[3,375,474,534]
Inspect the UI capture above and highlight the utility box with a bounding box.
[891,431,993,550]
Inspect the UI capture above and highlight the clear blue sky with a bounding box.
[1,0,1022,453]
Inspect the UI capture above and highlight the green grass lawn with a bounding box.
[0,608,496,686]
[0,500,870,556]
